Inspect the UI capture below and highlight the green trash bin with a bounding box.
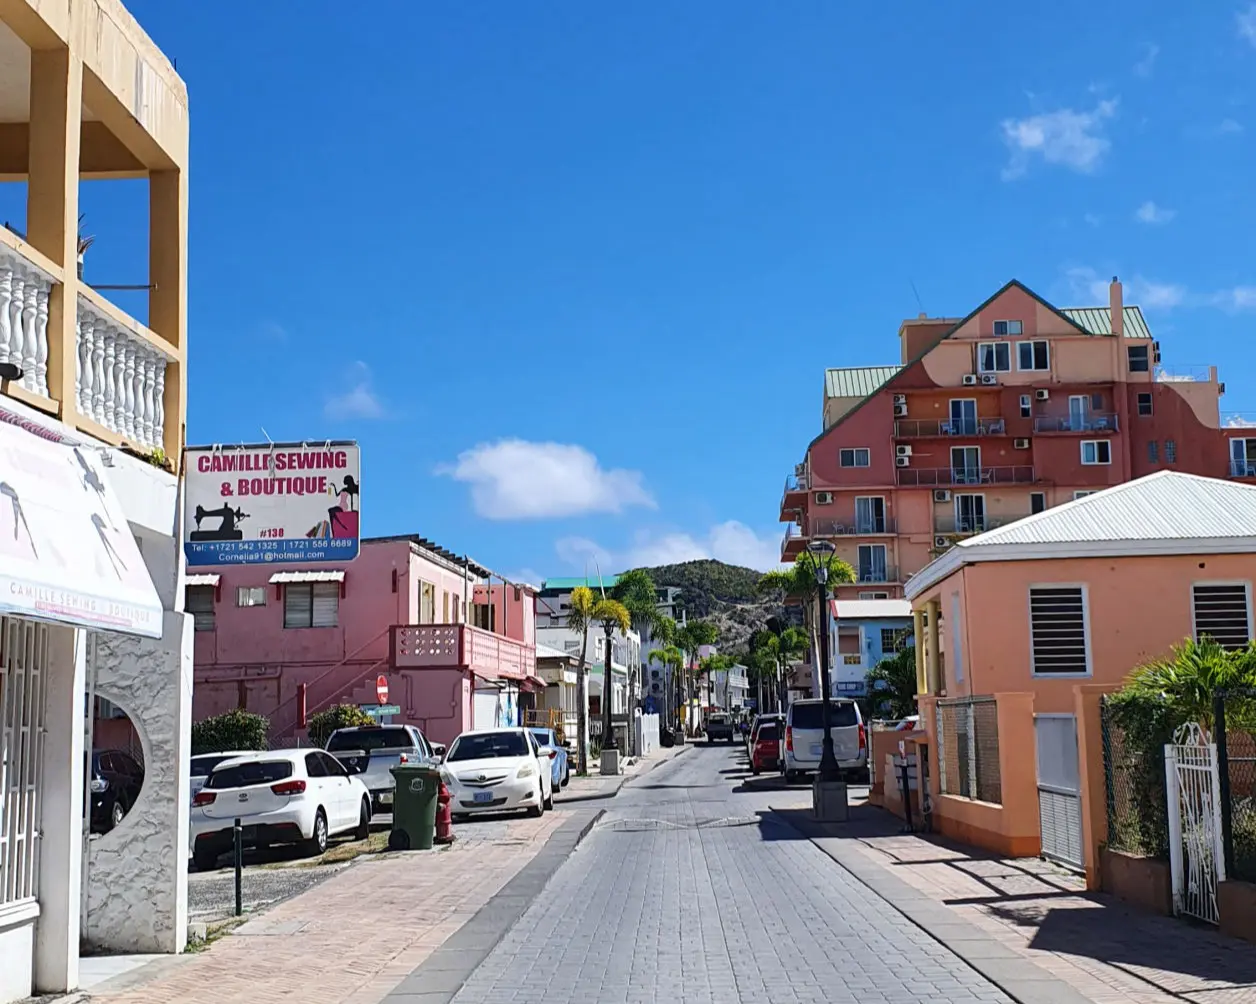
[388,764,440,851]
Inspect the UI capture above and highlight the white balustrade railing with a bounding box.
[75,296,174,450]
[0,244,54,399]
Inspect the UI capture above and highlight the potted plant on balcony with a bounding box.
[77,214,95,279]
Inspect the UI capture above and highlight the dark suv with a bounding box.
[88,750,144,833]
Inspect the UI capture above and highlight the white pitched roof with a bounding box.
[905,472,1256,599]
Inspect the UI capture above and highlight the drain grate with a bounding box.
[598,815,761,833]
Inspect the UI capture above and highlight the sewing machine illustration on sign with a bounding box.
[190,504,249,542]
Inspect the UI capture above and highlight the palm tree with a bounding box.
[677,620,718,733]
[566,585,598,774]
[649,642,683,726]
[752,626,809,710]
[865,645,919,720]
[595,597,632,753]
[612,569,661,751]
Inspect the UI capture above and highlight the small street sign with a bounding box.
[376,675,389,704]
[362,704,400,718]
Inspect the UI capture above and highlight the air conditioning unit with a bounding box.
[893,394,907,406]
[1036,389,1050,401]
[895,456,911,468]
[814,491,834,504]
[934,536,951,549]
[933,489,951,503]
[980,374,998,386]
[893,403,908,417]
[794,462,806,477]
[962,374,978,386]
[895,444,912,457]
[1014,438,1030,449]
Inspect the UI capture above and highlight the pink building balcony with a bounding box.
[391,624,537,680]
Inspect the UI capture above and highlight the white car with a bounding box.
[441,728,556,820]
[189,751,257,804]
[190,749,371,870]
[780,697,867,783]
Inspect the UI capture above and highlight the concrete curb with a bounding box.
[770,807,1095,1004]
[380,806,604,1004]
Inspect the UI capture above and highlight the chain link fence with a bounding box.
[1215,693,1256,883]
[936,696,1001,804]
[1100,696,1169,859]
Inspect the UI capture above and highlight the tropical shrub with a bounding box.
[190,709,269,756]
[307,704,375,747]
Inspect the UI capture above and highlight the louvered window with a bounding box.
[1192,584,1252,650]
[185,585,216,632]
[284,582,340,628]
[1029,587,1089,675]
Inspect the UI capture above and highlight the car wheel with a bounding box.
[109,800,126,830]
[193,848,218,872]
[543,783,554,811]
[304,809,329,857]
[561,767,570,788]
[355,800,370,841]
[751,765,761,776]
[528,784,544,817]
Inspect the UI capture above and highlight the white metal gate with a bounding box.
[1166,723,1225,924]
[1035,714,1083,868]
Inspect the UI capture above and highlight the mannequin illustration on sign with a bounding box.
[327,475,359,539]
[0,481,37,559]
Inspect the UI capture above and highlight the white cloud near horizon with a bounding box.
[1064,266,1256,313]
[437,439,655,520]
[324,361,386,420]
[1239,4,1256,47]
[1000,98,1118,179]
[1134,200,1176,224]
[1219,118,1245,135]
[1133,43,1160,77]
[555,520,783,575]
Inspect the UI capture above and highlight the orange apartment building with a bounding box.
[779,278,1248,596]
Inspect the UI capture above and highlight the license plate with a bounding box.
[810,744,824,757]
[379,792,393,805]
[473,791,494,804]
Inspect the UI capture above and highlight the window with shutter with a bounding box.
[312,582,340,627]
[284,585,314,628]
[1029,586,1089,676]
[185,585,216,632]
[1192,583,1252,650]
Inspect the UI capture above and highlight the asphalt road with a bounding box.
[390,744,1011,1004]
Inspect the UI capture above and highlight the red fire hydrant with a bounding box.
[434,780,456,845]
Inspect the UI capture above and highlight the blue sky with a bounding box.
[12,2,1256,580]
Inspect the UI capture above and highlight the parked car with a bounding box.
[441,728,555,820]
[706,713,736,744]
[750,719,782,776]
[88,750,144,834]
[190,751,257,804]
[527,727,570,788]
[780,698,866,783]
[190,749,370,871]
[325,724,442,813]
[747,713,784,760]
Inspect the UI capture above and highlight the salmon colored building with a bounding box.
[779,278,1248,599]
[903,472,1256,884]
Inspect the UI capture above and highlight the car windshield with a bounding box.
[447,732,529,762]
[757,723,780,741]
[191,754,239,777]
[790,703,858,729]
[326,728,414,754]
[206,760,293,789]
[528,730,554,746]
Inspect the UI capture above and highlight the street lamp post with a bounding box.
[601,621,618,751]
[808,540,841,783]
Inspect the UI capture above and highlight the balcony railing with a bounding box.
[1156,365,1215,383]
[0,243,55,400]
[933,514,1024,535]
[856,565,898,584]
[392,624,536,679]
[1232,460,1256,478]
[1032,413,1118,434]
[897,465,1035,487]
[895,418,1007,438]
[811,517,898,536]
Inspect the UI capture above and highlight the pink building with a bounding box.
[189,534,541,745]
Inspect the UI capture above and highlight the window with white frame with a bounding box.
[1166,439,1177,463]
[839,448,871,468]
[993,320,1023,336]
[879,627,908,653]
[283,582,340,628]
[1192,583,1252,650]
[1081,440,1112,465]
[1029,586,1090,675]
[977,342,1011,373]
[1020,394,1032,418]
[0,617,48,909]
[186,585,216,632]
[1148,440,1159,464]
[237,586,267,607]
[859,591,889,600]
[1017,340,1050,371]
[1073,490,1098,499]
[1137,392,1153,416]
[1231,439,1256,477]
[1127,344,1150,373]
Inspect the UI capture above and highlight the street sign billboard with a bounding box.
[184,441,360,566]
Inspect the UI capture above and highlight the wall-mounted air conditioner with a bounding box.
[794,462,806,477]
[893,403,908,417]
[1014,438,1030,449]
[895,456,911,468]
[962,374,979,386]
[934,536,950,549]
[980,374,998,386]
[815,491,834,504]
[895,444,912,457]
[1036,389,1050,401]
[933,489,951,503]
[893,394,907,406]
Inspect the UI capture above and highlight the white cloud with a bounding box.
[438,440,654,520]
[1219,118,1245,135]
[324,361,385,420]
[1135,200,1176,224]
[1064,266,1256,313]
[1134,43,1160,77]
[1083,213,1103,227]
[1209,286,1256,311]
[1000,98,1118,179]
[555,520,783,574]
[1239,4,1256,47]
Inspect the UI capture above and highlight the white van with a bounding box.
[780,698,866,782]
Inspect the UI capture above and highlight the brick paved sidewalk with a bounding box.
[85,809,573,1004]
[798,805,1256,1004]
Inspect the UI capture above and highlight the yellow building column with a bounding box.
[913,608,926,695]
[26,44,82,419]
[149,169,187,468]
[926,598,942,694]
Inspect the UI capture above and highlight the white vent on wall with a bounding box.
[814,491,834,505]
[1014,438,1031,449]
[1192,583,1252,650]
[1029,586,1088,675]
[893,403,908,417]
[962,374,978,386]
[980,374,998,386]
[895,445,912,457]
[934,536,950,549]
[893,394,907,406]
[895,456,911,468]
[1036,389,1050,401]
[933,489,951,503]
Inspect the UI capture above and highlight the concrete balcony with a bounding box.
[0,240,54,401]
[781,522,806,560]
[934,514,1025,535]
[895,418,1007,438]
[897,465,1036,487]
[391,624,536,680]
[1033,413,1118,434]
[780,472,808,519]
[811,516,898,536]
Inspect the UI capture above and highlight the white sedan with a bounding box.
[441,728,556,820]
[190,749,370,870]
